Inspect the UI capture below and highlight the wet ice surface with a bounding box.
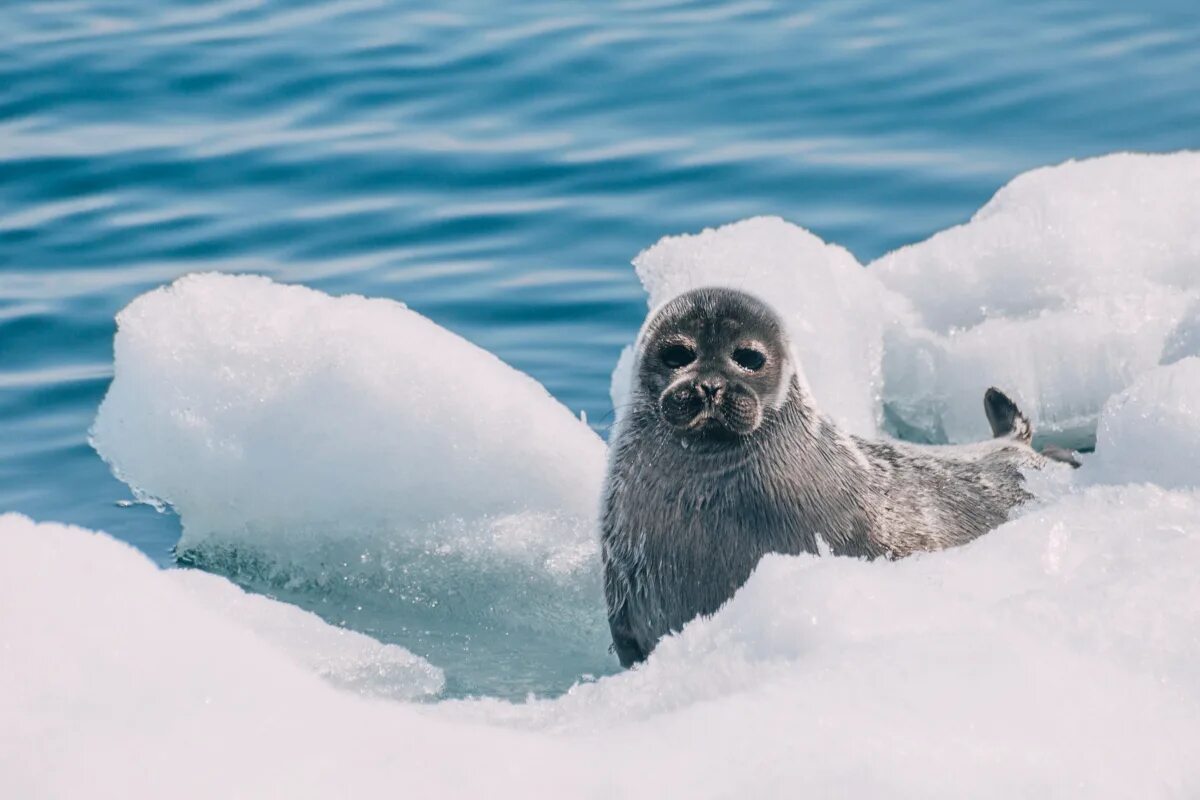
[8,151,1200,796]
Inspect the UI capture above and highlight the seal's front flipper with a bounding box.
[983,387,1032,443]
[608,616,646,668]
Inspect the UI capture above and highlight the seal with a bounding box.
[601,287,1069,667]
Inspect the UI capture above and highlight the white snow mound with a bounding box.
[8,484,1200,797]
[0,514,579,798]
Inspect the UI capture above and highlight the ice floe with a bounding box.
[872,152,1200,443]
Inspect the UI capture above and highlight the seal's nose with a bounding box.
[699,378,725,402]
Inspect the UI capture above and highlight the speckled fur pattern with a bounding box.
[601,288,1046,667]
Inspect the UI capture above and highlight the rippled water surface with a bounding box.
[4,0,1200,697]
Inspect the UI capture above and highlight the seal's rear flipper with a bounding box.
[1040,443,1082,469]
[983,387,1032,443]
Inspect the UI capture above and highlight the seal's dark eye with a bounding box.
[732,347,766,371]
[659,344,696,369]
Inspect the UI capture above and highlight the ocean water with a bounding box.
[3,0,1200,698]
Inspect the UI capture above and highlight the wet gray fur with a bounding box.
[601,287,1051,667]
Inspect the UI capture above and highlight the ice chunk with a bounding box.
[872,152,1200,334]
[172,569,444,700]
[883,288,1190,443]
[631,216,907,436]
[89,273,612,697]
[91,273,605,538]
[90,273,605,571]
[1088,358,1200,489]
[625,155,1200,445]
[873,152,1200,443]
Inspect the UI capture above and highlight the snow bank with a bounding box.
[0,514,584,798]
[625,153,1200,444]
[454,483,1200,797]
[8,487,1200,798]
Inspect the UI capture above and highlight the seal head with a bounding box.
[639,288,793,441]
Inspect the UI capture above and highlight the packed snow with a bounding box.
[5,486,1200,796]
[0,515,588,798]
[6,152,1200,796]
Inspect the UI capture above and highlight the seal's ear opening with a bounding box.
[983,387,1032,443]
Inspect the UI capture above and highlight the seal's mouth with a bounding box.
[659,381,762,437]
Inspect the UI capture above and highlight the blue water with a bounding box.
[4,0,1200,697]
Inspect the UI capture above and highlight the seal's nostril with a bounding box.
[700,380,723,400]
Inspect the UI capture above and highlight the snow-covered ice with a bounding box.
[620,153,1200,445]
[0,514,587,798]
[90,272,605,547]
[6,151,1200,797]
[873,152,1200,443]
[5,485,1200,796]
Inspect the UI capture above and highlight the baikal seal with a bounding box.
[601,287,1076,667]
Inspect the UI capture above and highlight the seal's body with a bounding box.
[601,287,1060,667]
